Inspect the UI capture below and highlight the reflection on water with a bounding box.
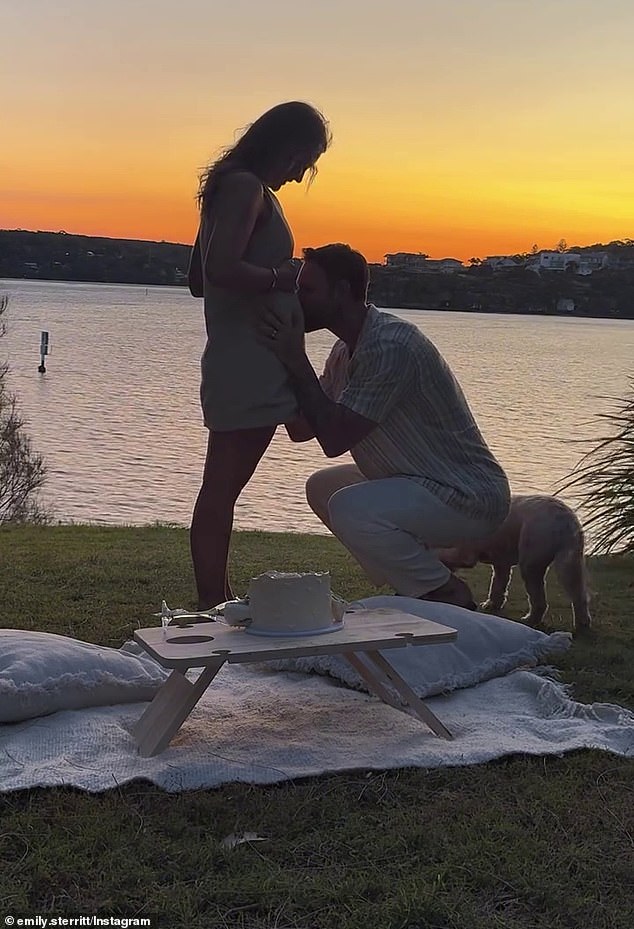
[2,278,633,535]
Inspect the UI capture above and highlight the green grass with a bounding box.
[1,525,633,929]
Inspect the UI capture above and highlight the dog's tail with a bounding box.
[553,526,592,633]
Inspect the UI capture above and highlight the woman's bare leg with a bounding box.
[191,425,276,610]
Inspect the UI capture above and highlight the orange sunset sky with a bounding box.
[3,0,633,263]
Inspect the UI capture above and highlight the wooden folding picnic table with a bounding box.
[132,609,458,757]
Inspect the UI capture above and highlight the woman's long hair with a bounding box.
[197,101,331,213]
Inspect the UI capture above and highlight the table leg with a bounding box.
[365,650,453,740]
[132,659,226,757]
[345,651,405,712]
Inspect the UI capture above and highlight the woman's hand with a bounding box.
[256,301,306,370]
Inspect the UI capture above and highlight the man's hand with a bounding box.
[256,302,306,371]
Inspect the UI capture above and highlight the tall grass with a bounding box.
[558,378,634,554]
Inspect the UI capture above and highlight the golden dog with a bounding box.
[438,495,591,633]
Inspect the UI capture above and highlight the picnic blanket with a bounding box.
[1,659,632,794]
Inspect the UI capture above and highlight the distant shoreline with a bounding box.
[2,276,631,322]
[2,228,633,320]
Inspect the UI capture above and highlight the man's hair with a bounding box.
[302,244,369,300]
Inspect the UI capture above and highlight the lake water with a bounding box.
[2,278,633,536]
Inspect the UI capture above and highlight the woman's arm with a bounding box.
[202,172,297,294]
[187,230,204,298]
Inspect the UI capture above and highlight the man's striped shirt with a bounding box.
[319,305,510,524]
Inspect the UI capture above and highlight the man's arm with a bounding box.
[286,336,416,455]
[256,303,408,457]
[284,356,341,443]
[286,353,377,457]
[284,413,315,443]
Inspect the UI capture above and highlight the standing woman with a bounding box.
[188,101,331,609]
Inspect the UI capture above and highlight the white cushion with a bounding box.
[263,595,572,696]
[0,629,168,723]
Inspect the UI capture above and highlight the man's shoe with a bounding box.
[418,574,477,611]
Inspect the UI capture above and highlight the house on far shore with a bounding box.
[526,250,609,275]
[527,251,579,272]
[385,252,429,270]
[577,251,609,274]
[424,258,464,273]
[482,256,521,271]
[384,253,464,273]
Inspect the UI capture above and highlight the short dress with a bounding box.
[197,179,301,431]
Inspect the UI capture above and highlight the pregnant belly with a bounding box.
[266,290,302,320]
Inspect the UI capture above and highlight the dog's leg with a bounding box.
[519,559,549,626]
[553,548,592,634]
[480,563,512,612]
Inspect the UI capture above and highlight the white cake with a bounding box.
[246,571,336,635]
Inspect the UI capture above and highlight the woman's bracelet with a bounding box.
[268,267,278,291]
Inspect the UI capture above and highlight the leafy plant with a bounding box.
[558,380,634,554]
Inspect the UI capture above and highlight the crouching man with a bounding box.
[257,244,510,610]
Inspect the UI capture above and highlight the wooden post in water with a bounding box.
[38,330,49,373]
